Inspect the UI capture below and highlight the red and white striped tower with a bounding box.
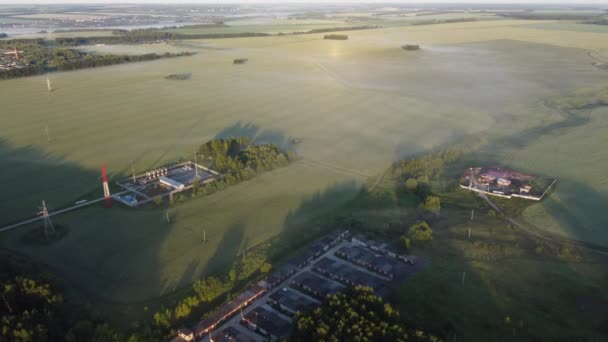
[101,164,112,207]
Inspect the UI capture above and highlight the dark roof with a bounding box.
[215,326,257,342]
[178,327,193,334]
[195,285,265,336]
[269,288,318,313]
[291,271,344,298]
[243,307,291,337]
[313,257,389,295]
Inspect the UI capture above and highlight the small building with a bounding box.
[177,328,194,342]
[159,176,185,190]
[497,177,511,187]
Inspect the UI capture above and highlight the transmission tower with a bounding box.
[38,200,56,239]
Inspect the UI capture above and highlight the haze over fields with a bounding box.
[0,3,607,341]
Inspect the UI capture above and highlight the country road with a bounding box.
[478,193,608,257]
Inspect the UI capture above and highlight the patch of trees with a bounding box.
[199,136,293,177]
[55,32,271,46]
[290,25,380,35]
[401,221,433,249]
[0,38,44,46]
[0,65,46,80]
[54,51,195,71]
[0,33,7,38]
[497,12,601,21]
[324,34,348,40]
[0,45,195,80]
[53,26,380,46]
[233,58,248,65]
[151,242,273,338]
[0,252,70,342]
[164,72,192,80]
[402,44,420,51]
[584,19,608,26]
[291,286,439,342]
[411,18,478,26]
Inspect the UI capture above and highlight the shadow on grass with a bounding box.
[214,120,293,149]
[0,138,102,226]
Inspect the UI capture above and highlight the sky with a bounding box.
[0,0,605,5]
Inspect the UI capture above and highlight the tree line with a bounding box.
[53,51,195,71]
[55,32,272,46]
[53,25,380,46]
[0,41,195,80]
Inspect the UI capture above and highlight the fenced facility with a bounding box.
[114,161,220,207]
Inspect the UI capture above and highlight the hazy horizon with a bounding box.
[1,0,607,5]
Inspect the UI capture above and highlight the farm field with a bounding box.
[1,19,608,312]
[521,21,608,34]
[499,106,608,246]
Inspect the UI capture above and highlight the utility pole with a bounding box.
[471,209,474,221]
[461,271,466,286]
[165,212,170,223]
[203,230,206,243]
[45,125,51,143]
[194,151,199,178]
[468,227,471,240]
[131,163,136,183]
[39,200,56,240]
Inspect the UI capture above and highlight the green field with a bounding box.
[1,20,608,318]
[522,21,608,34]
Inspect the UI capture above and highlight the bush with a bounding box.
[407,221,433,246]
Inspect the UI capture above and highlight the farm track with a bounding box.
[478,193,608,257]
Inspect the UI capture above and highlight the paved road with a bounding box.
[478,193,608,257]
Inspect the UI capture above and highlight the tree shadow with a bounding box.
[213,121,293,149]
[0,138,101,226]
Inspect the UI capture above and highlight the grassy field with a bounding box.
[521,21,608,34]
[395,215,608,341]
[1,20,608,319]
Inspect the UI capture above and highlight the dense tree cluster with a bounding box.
[197,137,293,189]
[291,286,439,342]
[324,34,348,40]
[405,221,433,247]
[0,33,7,38]
[0,254,69,342]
